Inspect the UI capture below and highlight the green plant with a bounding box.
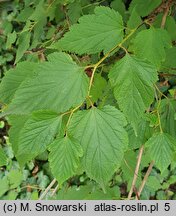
[1,0,176,200]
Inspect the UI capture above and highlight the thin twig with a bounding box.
[87,22,145,96]
[124,159,136,176]
[65,103,82,135]
[147,0,172,24]
[136,161,154,200]
[154,87,164,133]
[47,0,56,11]
[127,145,144,200]
[82,0,106,9]
[159,72,176,76]
[161,0,172,28]
[39,178,57,200]
[133,186,140,200]
[20,185,42,191]
[51,184,59,197]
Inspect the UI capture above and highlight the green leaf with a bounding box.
[164,16,176,41]
[53,6,124,55]
[68,105,128,188]
[56,0,75,4]
[8,115,29,155]
[130,28,171,68]
[1,20,12,36]
[109,54,158,130]
[125,8,145,47]
[31,19,46,48]
[89,73,107,105]
[153,14,176,41]
[17,110,62,165]
[57,184,120,200]
[0,121,4,129]
[159,99,176,138]
[6,31,16,49]
[87,186,120,200]
[16,6,34,22]
[145,112,158,127]
[121,150,141,181]
[2,191,18,200]
[7,170,23,189]
[49,136,83,184]
[29,0,47,48]
[15,31,31,64]
[0,62,37,104]
[67,0,82,24]
[160,47,176,73]
[0,147,7,166]
[56,185,93,200]
[129,0,162,17]
[29,0,45,21]
[0,178,9,197]
[127,120,151,149]
[146,176,162,191]
[110,0,126,18]
[47,1,64,21]
[127,8,143,31]
[145,133,176,172]
[5,52,89,115]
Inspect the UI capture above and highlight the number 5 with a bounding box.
[164,203,170,211]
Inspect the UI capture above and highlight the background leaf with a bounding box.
[88,73,107,105]
[159,99,176,138]
[130,28,171,68]
[8,115,29,155]
[0,178,9,197]
[15,31,31,64]
[7,170,23,189]
[129,0,162,17]
[160,47,176,73]
[145,133,176,172]
[0,147,7,166]
[0,62,37,104]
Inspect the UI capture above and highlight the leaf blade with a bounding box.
[109,54,158,129]
[5,52,89,115]
[0,148,7,167]
[49,136,83,184]
[53,6,124,55]
[0,62,37,104]
[68,105,128,187]
[145,133,176,172]
[17,110,62,165]
[130,28,171,68]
